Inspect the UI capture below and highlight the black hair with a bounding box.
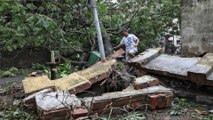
[120,29,128,33]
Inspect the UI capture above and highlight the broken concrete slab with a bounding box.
[33,85,173,119]
[22,59,116,94]
[23,88,54,110]
[22,76,53,94]
[132,52,213,87]
[76,59,116,84]
[36,91,82,120]
[129,48,162,67]
[143,54,200,78]
[84,85,173,114]
[133,75,160,90]
[188,53,213,86]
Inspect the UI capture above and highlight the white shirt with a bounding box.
[120,34,138,52]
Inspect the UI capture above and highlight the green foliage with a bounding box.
[1,71,16,78]
[0,0,180,54]
[31,61,79,78]
[0,103,38,120]
[32,63,47,70]
[120,112,146,120]
[57,62,72,77]
[170,97,195,116]
[0,67,18,78]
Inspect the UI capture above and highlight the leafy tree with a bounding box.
[0,0,181,54]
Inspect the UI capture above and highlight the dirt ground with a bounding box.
[0,77,213,120]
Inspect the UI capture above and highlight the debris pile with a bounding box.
[129,49,213,87]
[21,51,174,119]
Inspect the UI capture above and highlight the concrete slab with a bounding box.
[129,48,162,66]
[76,59,116,84]
[143,54,200,79]
[84,85,173,112]
[36,91,82,120]
[22,76,53,94]
[132,52,213,86]
[22,59,116,94]
[23,88,54,110]
[36,91,81,111]
[188,53,213,85]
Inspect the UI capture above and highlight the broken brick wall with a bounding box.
[181,0,213,56]
[0,47,50,70]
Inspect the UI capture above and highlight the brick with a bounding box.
[127,102,145,110]
[148,94,159,110]
[84,86,173,113]
[90,108,110,115]
[157,94,166,109]
[131,94,146,103]
[68,80,92,94]
[71,107,88,119]
[84,97,112,111]
[111,96,131,107]
[165,94,173,107]
[38,108,69,120]
[110,48,125,59]
[133,75,160,90]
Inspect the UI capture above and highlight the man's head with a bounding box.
[121,29,129,37]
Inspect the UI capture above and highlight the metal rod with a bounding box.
[90,0,106,60]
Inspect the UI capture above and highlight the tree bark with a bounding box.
[102,30,113,57]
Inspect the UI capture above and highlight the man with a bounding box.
[113,29,140,61]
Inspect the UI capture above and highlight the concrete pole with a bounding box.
[90,0,106,60]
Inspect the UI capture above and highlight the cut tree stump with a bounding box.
[22,59,116,94]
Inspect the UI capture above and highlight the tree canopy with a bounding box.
[0,0,181,54]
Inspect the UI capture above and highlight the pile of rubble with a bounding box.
[22,57,173,119]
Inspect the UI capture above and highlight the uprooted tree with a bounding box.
[0,0,180,55]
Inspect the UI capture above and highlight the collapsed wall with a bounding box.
[181,0,213,56]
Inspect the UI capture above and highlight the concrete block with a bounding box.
[133,75,160,90]
[36,91,81,120]
[129,48,162,67]
[23,88,54,111]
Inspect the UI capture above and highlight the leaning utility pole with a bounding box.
[89,0,106,60]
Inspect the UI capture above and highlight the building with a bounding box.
[181,0,213,56]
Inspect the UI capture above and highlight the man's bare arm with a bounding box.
[135,39,140,47]
[113,44,122,50]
